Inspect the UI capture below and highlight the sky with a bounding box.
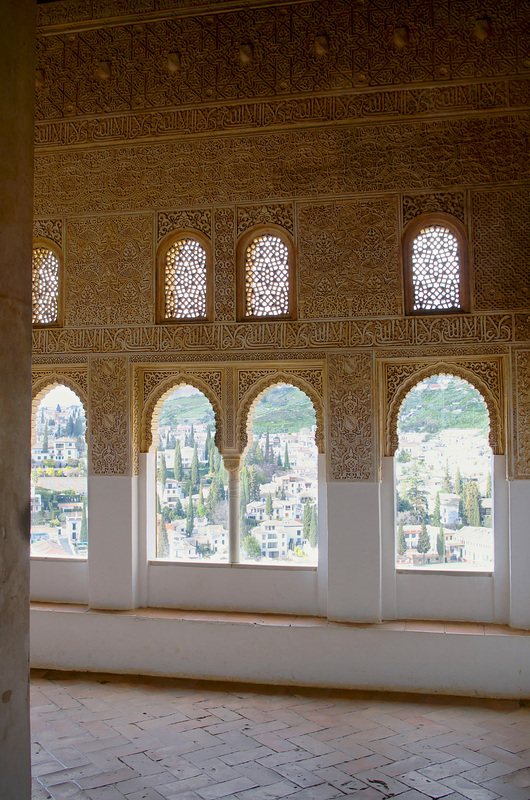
[39,385,82,408]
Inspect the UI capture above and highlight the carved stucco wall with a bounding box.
[32,0,530,479]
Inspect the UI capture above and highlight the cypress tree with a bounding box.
[303,500,311,539]
[432,493,441,526]
[174,440,183,481]
[190,443,199,490]
[397,519,406,556]
[309,505,318,548]
[284,443,291,471]
[158,517,169,558]
[158,452,167,485]
[80,499,88,543]
[189,423,195,446]
[265,492,273,517]
[441,464,453,493]
[454,467,463,496]
[42,421,49,453]
[186,487,194,537]
[417,521,430,554]
[437,525,445,558]
[265,427,270,462]
[486,471,492,498]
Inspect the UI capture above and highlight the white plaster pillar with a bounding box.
[326,481,382,623]
[137,452,156,606]
[88,476,139,610]
[509,479,530,629]
[0,1,35,796]
[317,453,328,616]
[492,455,509,623]
[224,456,241,564]
[380,456,397,620]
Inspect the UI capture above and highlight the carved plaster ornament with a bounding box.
[393,26,409,49]
[314,36,330,57]
[239,44,253,65]
[474,18,492,41]
[35,69,45,89]
[167,53,181,73]
[96,61,112,82]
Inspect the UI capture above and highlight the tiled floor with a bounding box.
[31,669,530,800]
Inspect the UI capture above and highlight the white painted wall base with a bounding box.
[30,607,530,699]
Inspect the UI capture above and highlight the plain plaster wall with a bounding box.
[0,2,35,796]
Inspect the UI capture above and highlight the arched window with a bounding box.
[403,214,469,314]
[237,227,296,320]
[395,374,492,571]
[32,241,61,325]
[240,384,318,565]
[157,232,213,322]
[154,385,228,561]
[31,384,88,558]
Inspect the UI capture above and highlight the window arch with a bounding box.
[157,230,213,322]
[31,383,88,558]
[394,373,492,571]
[32,240,62,325]
[240,382,318,566]
[403,214,469,314]
[237,226,296,320]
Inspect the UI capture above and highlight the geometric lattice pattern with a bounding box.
[412,226,461,311]
[245,235,289,317]
[32,247,59,324]
[164,238,207,319]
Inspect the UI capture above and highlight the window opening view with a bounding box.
[32,246,59,324]
[31,385,87,557]
[395,374,493,570]
[240,385,318,565]
[156,386,228,560]
[245,234,290,317]
[164,238,207,319]
[411,226,460,311]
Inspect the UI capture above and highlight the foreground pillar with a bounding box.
[224,456,241,563]
[0,1,36,797]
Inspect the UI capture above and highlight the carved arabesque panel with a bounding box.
[157,209,212,243]
[237,369,325,456]
[472,188,530,311]
[298,197,401,318]
[236,204,293,238]
[327,353,374,481]
[402,192,466,227]
[66,215,154,326]
[89,357,130,475]
[383,359,505,458]
[34,116,530,217]
[33,218,63,247]
[140,369,223,454]
[514,349,530,479]
[213,207,236,322]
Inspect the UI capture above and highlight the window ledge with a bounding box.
[148,559,317,571]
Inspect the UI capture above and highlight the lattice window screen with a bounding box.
[412,226,460,311]
[245,234,290,317]
[32,247,59,324]
[164,238,207,319]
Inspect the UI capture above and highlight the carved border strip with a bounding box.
[32,314,517,356]
[382,357,506,459]
[513,349,530,479]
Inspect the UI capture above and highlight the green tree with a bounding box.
[403,461,429,521]
[186,487,194,537]
[264,427,271,462]
[432,493,441,526]
[454,467,463,496]
[158,451,167,485]
[465,480,481,527]
[174,440,183,481]
[437,524,445,558]
[309,505,318,548]
[284,443,291,471]
[417,521,430,554]
[249,465,260,502]
[189,423,195,446]
[397,518,406,556]
[80,499,87,543]
[486,471,492,498]
[42,421,49,453]
[276,452,283,468]
[265,492,273,517]
[197,483,207,518]
[303,500,311,540]
[190,443,199,490]
[204,425,212,460]
[441,464,453,493]
[242,533,261,560]
[158,517,169,558]
[173,497,185,518]
[240,467,250,513]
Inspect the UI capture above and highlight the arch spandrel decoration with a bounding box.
[31,370,88,447]
[384,359,505,458]
[236,370,325,456]
[141,373,223,454]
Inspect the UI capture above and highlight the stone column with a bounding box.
[0,1,35,797]
[224,456,241,564]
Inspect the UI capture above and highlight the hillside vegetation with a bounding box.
[399,376,489,435]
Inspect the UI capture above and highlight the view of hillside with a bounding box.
[160,391,215,427]
[399,375,489,435]
[251,385,315,435]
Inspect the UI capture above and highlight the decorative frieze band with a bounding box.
[32,315,516,356]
